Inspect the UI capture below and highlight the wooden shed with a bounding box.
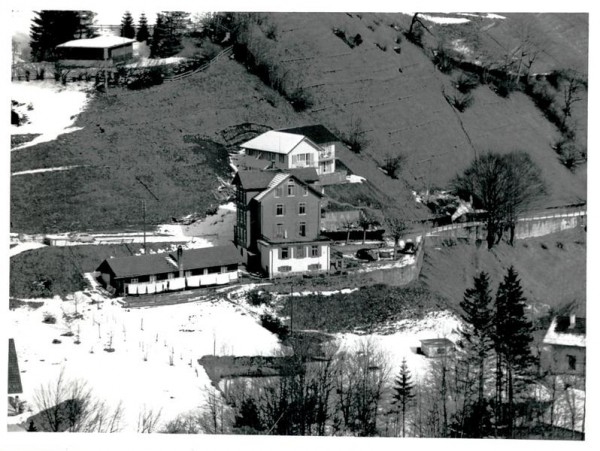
[420,338,455,358]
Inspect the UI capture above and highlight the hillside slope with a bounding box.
[419,227,586,313]
[260,12,586,211]
[10,13,587,233]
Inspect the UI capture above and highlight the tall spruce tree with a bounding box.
[120,11,136,39]
[458,271,494,438]
[136,13,150,42]
[30,10,81,61]
[494,266,533,437]
[150,13,166,58]
[75,11,97,39]
[391,357,415,437]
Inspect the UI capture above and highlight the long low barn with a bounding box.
[96,244,242,295]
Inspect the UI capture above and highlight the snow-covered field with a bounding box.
[336,310,463,379]
[7,290,283,431]
[11,80,93,150]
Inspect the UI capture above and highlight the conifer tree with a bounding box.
[120,11,136,39]
[391,357,415,437]
[30,10,81,61]
[150,13,166,58]
[494,266,533,437]
[136,13,150,42]
[458,271,494,437]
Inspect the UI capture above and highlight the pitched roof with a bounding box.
[254,173,323,202]
[240,131,306,154]
[8,339,23,395]
[57,36,136,49]
[420,338,454,346]
[97,244,241,279]
[231,154,273,171]
[233,170,278,190]
[543,316,586,348]
[287,167,319,183]
[279,125,339,144]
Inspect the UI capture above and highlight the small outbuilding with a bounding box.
[420,338,455,358]
[96,244,242,295]
[56,36,135,66]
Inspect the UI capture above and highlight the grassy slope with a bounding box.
[11,58,308,233]
[11,13,587,233]
[419,227,586,313]
[265,12,586,212]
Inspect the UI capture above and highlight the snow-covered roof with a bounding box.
[240,131,306,154]
[543,316,586,348]
[57,36,136,49]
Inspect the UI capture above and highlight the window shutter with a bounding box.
[279,248,282,259]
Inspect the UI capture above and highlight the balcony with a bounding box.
[319,150,334,161]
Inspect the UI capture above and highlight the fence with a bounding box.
[164,46,233,82]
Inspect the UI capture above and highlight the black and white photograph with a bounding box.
[3,1,594,449]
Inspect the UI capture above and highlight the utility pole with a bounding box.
[142,200,147,254]
[290,283,294,337]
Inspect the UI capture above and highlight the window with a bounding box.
[279,154,285,163]
[130,278,138,284]
[303,186,309,196]
[568,355,577,371]
[276,204,285,216]
[298,203,306,215]
[299,222,306,237]
[280,247,290,259]
[311,245,320,257]
[168,273,175,279]
[221,266,228,273]
[278,266,292,272]
[149,275,157,282]
[287,180,295,196]
[275,186,283,198]
[296,245,306,258]
[275,224,285,238]
[308,263,321,270]
[269,152,276,161]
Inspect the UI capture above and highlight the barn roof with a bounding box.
[240,131,309,154]
[97,244,241,279]
[279,125,339,144]
[57,36,135,49]
[8,339,23,395]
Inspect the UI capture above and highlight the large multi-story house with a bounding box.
[239,125,340,175]
[233,168,330,278]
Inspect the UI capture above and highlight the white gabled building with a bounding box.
[239,125,340,175]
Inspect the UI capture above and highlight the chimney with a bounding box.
[569,313,577,329]
[177,245,184,277]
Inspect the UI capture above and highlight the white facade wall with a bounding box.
[125,270,238,295]
[258,241,330,278]
[289,141,320,172]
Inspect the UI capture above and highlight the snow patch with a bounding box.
[346,174,366,184]
[11,80,92,150]
[9,241,47,257]
[12,165,82,176]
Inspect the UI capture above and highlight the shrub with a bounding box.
[455,73,479,94]
[43,312,57,324]
[553,138,586,170]
[52,339,62,344]
[247,289,272,307]
[260,313,289,340]
[382,154,405,179]
[432,45,456,74]
[127,67,164,90]
[287,87,313,112]
[405,24,424,47]
[446,91,474,112]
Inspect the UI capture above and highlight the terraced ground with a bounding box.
[10,12,587,233]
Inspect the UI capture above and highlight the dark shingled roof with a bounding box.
[97,244,241,279]
[287,167,319,183]
[555,316,586,335]
[279,125,339,144]
[8,339,23,395]
[233,168,320,190]
[233,170,277,190]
